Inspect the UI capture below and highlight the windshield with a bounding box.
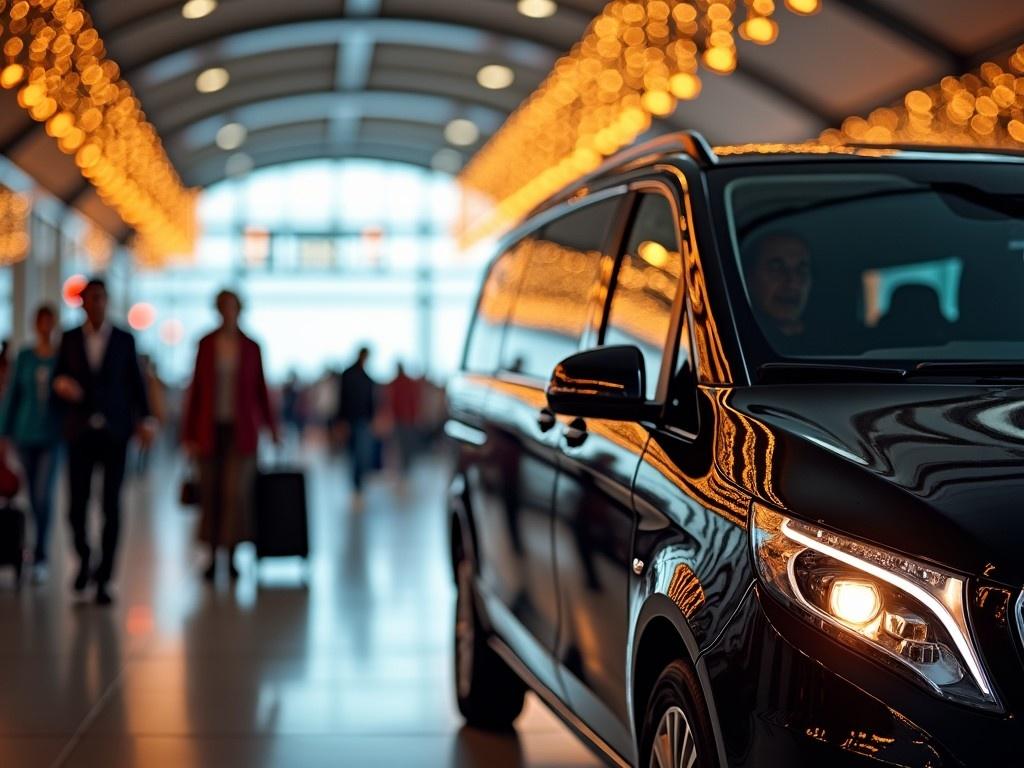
[715,162,1024,370]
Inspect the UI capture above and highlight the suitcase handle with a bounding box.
[259,435,303,470]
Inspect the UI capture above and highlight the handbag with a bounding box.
[179,466,201,508]
[0,450,19,500]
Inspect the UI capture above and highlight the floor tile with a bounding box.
[0,447,600,767]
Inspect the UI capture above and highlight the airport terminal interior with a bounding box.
[2,1,1024,766]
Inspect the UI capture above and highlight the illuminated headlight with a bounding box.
[752,503,998,709]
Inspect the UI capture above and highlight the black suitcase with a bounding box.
[253,467,309,561]
[0,502,26,585]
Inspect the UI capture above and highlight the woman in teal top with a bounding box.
[0,305,60,578]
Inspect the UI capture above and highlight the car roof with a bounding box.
[526,131,1024,219]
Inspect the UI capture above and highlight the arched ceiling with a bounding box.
[3,0,1024,239]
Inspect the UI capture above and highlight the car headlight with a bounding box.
[751,502,998,709]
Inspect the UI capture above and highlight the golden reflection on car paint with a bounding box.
[549,364,629,398]
[974,585,1013,626]
[640,424,748,530]
[666,563,706,619]
[711,389,783,509]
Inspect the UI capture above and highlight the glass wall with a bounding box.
[0,268,10,342]
[132,159,487,386]
[0,152,133,352]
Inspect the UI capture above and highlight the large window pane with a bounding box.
[134,159,475,385]
[285,162,334,228]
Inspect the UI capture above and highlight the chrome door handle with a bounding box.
[564,418,588,448]
[537,408,556,433]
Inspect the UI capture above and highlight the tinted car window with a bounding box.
[604,193,684,400]
[721,165,1024,363]
[501,197,619,379]
[464,237,531,373]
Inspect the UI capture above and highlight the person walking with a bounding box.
[52,279,154,605]
[182,290,278,581]
[0,340,11,397]
[0,305,61,582]
[386,362,421,476]
[336,347,377,505]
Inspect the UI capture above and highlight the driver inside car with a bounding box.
[744,231,816,349]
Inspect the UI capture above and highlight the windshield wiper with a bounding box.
[757,362,907,384]
[909,362,1024,380]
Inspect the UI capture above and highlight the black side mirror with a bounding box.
[546,345,646,420]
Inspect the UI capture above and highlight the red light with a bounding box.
[127,302,156,331]
[62,274,87,308]
[159,318,184,346]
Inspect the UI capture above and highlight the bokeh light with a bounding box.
[62,274,88,309]
[127,302,157,331]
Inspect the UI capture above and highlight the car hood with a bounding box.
[724,382,1024,586]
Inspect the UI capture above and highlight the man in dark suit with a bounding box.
[336,346,377,506]
[53,279,154,605]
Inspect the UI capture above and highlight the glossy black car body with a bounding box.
[446,132,1024,767]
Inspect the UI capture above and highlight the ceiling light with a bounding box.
[785,0,821,14]
[517,0,557,19]
[181,0,217,20]
[225,152,254,178]
[477,64,515,90]
[444,119,480,147]
[431,148,464,174]
[216,122,247,150]
[195,67,229,94]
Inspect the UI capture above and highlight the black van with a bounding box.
[445,132,1024,767]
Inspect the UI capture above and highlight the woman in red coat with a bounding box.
[182,290,279,580]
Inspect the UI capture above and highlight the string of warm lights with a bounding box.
[458,0,820,243]
[0,184,30,264]
[0,0,196,265]
[821,44,1024,149]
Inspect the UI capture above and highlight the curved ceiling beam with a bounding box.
[828,0,967,70]
[168,90,504,151]
[162,88,507,146]
[148,70,526,133]
[130,18,560,87]
[187,139,447,188]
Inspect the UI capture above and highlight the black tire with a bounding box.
[453,555,526,730]
[640,660,718,768]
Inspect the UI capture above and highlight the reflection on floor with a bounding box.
[0,445,600,768]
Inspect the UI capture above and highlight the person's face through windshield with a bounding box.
[746,233,812,336]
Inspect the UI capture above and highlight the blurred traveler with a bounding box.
[133,355,167,473]
[182,290,279,581]
[142,356,167,427]
[281,371,305,442]
[336,346,377,502]
[0,339,10,396]
[387,362,421,474]
[53,279,154,605]
[0,305,60,582]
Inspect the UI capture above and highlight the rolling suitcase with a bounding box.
[0,501,26,586]
[252,465,309,562]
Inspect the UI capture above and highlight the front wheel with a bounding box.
[640,661,718,768]
[453,556,526,729]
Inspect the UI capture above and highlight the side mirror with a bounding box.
[546,345,646,420]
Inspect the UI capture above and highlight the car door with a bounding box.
[551,187,690,758]
[476,193,625,698]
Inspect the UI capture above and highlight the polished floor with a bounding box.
[0,441,600,767]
